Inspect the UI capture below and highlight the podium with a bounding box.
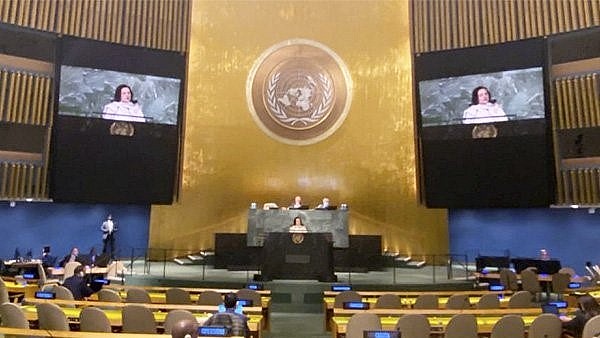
[260,232,336,282]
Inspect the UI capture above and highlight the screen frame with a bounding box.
[413,37,555,208]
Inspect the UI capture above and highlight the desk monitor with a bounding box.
[488,284,505,291]
[548,301,568,309]
[568,282,582,289]
[237,299,253,307]
[198,326,231,337]
[364,331,400,338]
[35,291,56,299]
[246,282,263,290]
[289,205,310,210]
[541,304,560,315]
[343,301,370,310]
[316,206,338,210]
[21,267,39,279]
[331,284,352,291]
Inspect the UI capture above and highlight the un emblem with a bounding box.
[247,39,352,145]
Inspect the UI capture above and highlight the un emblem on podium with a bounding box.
[291,233,304,244]
[247,39,352,145]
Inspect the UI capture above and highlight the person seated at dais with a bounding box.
[288,195,310,209]
[289,216,308,233]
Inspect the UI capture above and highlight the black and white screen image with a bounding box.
[58,65,181,125]
[419,67,545,127]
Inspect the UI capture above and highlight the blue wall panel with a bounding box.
[449,208,600,275]
[0,202,149,262]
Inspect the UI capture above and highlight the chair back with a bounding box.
[444,313,478,338]
[374,294,401,309]
[445,294,470,309]
[63,261,81,280]
[122,304,156,333]
[163,309,196,334]
[0,303,29,328]
[490,314,524,338]
[394,313,430,338]
[0,278,9,304]
[79,306,112,332]
[558,267,576,277]
[582,314,600,338]
[36,302,69,331]
[333,290,361,308]
[236,289,262,306]
[166,287,192,305]
[551,272,571,294]
[126,287,151,303]
[527,313,562,338]
[197,290,223,305]
[521,268,542,293]
[346,313,381,338]
[413,294,439,309]
[53,285,75,302]
[476,293,500,309]
[97,288,122,302]
[499,268,519,291]
[508,291,533,308]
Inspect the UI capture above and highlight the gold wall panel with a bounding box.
[0,0,190,52]
[412,0,600,53]
[150,1,447,257]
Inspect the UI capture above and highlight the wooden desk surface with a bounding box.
[5,282,39,298]
[323,294,511,310]
[106,284,271,296]
[21,304,262,333]
[48,266,108,276]
[330,313,542,337]
[323,289,510,297]
[101,290,271,308]
[24,297,263,315]
[473,272,588,283]
[0,326,243,338]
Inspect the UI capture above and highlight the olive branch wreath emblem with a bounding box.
[266,72,333,127]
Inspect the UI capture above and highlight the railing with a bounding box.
[120,248,472,285]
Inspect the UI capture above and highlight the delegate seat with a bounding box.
[508,291,533,308]
[165,287,192,305]
[122,304,157,333]
[374,293,401,309]
[36,302,69,331]
[79,306,112,332]
[490,314,525,338]
[333,290,361,308]
[444,313,478,338]
[197,290,223,305]
[394,313,430,338]
[445,294,470,309]
[0,303,29,329]
[345,313,381,338]
[528,313,562,338]
[476,293,500,309]
[125,287,152,303]
[413,294,439,309]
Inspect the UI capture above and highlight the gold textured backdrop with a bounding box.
[149,1,447,257]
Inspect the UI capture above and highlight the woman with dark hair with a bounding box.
[562,294,600,338]
[462,86,508,124]
[102,84,145,122]
[289,216,308,233]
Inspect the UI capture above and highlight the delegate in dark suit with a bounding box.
[62,265,95,300]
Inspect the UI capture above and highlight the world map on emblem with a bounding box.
[247,39,352,145]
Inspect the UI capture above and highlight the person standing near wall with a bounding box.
[100,214,117,259]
